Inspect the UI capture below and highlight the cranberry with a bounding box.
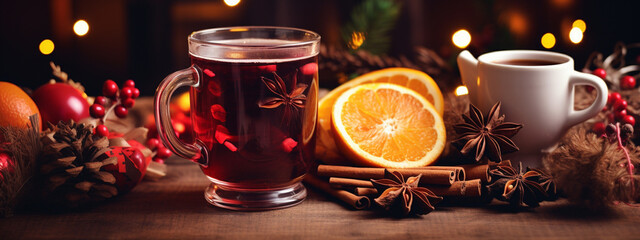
[608,92,622,106]
[123,98,135,108]
[90,104,106,118]
[146,138,160,150]
[124,79,136,88]
[95,96,107,106]
[114,105,128,118]
[593,68,607,79]
[615,109,627,121]
[614,99,628,111]
[131,88,140,99]
[120,87,134,100]
[593,122,606,135]
[156,146,172,159]
[95,124,109,137]
[103,80,119,98]
[624,115,636,126]
[621,76,636,89]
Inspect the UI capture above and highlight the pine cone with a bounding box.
[39,121,118,208]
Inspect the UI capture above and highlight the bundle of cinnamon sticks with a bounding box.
[304,164,491,209]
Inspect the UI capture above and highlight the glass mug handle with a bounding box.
[154,65,208,166]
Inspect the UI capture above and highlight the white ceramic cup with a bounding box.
[457,50,608,167]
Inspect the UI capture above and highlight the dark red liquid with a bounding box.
[190,55,318,190]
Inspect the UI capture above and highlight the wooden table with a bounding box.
[2,157,640,239]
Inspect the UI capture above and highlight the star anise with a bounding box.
[258,71,307,124]
[526,167,558,201]
[488,161,547,207]
[371,170,443,216]
[452,102,523,163]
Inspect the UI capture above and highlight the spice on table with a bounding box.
[304,174,371,210]
[355,179,482,197]
[459,164,491,183]
[371,170,442,216]
[488,161,547,207]
[452,102,523,163]
[317,165,455,185]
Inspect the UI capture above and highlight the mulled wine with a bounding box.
[190,53,318,190]
[155,27,320,210]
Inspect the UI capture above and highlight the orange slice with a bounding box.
[316,68,444,164]
[331,83,446,168]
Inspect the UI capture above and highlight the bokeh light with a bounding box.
[452,29,471,49]
[569,27,583,44]
[572,19,586,32]
[39,39,55,55]
[349,32,365,50]
[455,86,468,96]
[541,33,556,49]
[73,20,89,36]
[224,0,241,7]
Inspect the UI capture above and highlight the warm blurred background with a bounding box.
[1,0,639,96]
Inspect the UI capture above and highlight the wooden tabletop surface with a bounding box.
[2,156,640,240]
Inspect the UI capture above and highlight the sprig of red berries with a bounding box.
[145,138,172,164]
[591,68,637,136]
[90,79,140,137]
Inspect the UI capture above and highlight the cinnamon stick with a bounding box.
[418,166,465,181]
[460,164,491,183]
[303,174,370,210]
[317,165,455,185]
[329,177,373,188]
[353,179,483,197]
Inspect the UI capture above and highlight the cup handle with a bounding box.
[154,65,208,166]
[566,71,608,127]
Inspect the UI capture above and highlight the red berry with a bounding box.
[90,104,106,118]
[614,99,628,111]
[156,146,172,159]
[132,88,140,99]
[152,157,165,164]
[615,109,627,121]
[593,68,607,79]
[103,80,119,98]
[120,87,134,100]
[146,138,160,150]
[608,92,622,106]
[624,115,636,126]
[123,98,135,108]
[95,124,109,137]
[607,113,615,123]
[124,79,135,88]
[95,96,107,106]
[593,122,606,135]
[621,76,636,89]
[115,105,128,118]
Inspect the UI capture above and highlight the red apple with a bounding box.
[101,146,148,193]
[32,83,90,126]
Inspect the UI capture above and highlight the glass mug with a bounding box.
[155,27,320,210]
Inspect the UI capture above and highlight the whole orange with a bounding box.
[0,82,41,129]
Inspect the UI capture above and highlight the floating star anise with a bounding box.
[452,102,523,163]
[258,71,307,124]
[488,161,547,207]
[371,170,442,216]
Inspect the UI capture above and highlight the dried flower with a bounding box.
[371,170,442,216]
[452,102,523,162]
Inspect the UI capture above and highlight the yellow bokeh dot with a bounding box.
[572,19,586,32]
[224,0,240,7]
[176,91,190,113]
[39,39,55,55]
[73,20,89,36]
[452,29,471,49]
[569,27,583,44]
[541,33,556,49]
[455,85,468,96]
